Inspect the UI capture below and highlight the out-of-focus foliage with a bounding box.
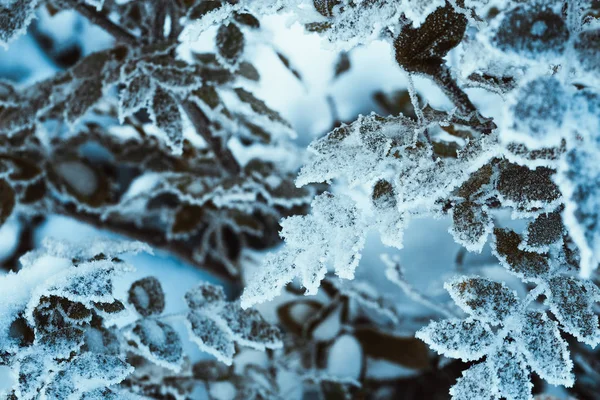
[0,240,283,398]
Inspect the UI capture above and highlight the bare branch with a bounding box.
[62,0,138,46]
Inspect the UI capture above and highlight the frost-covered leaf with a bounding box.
[188,0,222,20]
[416,318,495,362]
[34,238,150,262]
[496,163,561,211]
[516,310,574,387]
[151,86,183,153]
[192,359,231,381]
[50,261,119,304]
[238,61,260,81]
[219,303,283,351]
[14,353,51,400]
[0,0,38,47]
[454,162,494,200]
[493,3,569,59]
[50,159,110,208]
[233,12,260,29]
[186,311,235,365]
[128,277,165,317]
[545,276,600,346]
[445,276,519,325]
[570,89,600,141]
[313,0,339,17]
[1,239,140,355]
[304,0,402,50]
[449,362,498,400]
[216,23,244,65]
[524,210,564,250]
[394,2,467,74]
[129,320,183,371]
[184,282,226,311]
[147,60,202,91]
[297,113,408,187]
[492,228,551,280]
[185,282,281,364]
[64,79,103,125]
[450,201,492,252]
[333,51,350,79]
[94,300,125,315]
[119,74,154,123]
[241,192,366,307]
[84,326,120,356]
[79,388,122,400]
[276,51,303,82]
[488,344,532,400]
[38,326,86,359]
[45,353,133,399]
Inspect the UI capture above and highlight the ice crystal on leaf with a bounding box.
[544,276,600,346]
[489,344,532,400]
[444,276,519,325]
[241,192,366,308]
[517,310,573,386]
[449,201,492,252]
[0,239,145,398]
[415,318,495,361]
[492,228,552,282]
[418,275,576,399]
[449,362,498,400]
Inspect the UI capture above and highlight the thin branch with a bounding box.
[406,72,424,123]
[326,95,342,128]
[63,0,138,46]
[0,216,45,272]
[430,64,497,134]
[180,100,242,176]
[382,254,459,319]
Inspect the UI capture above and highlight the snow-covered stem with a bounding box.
[383,255,458,319]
